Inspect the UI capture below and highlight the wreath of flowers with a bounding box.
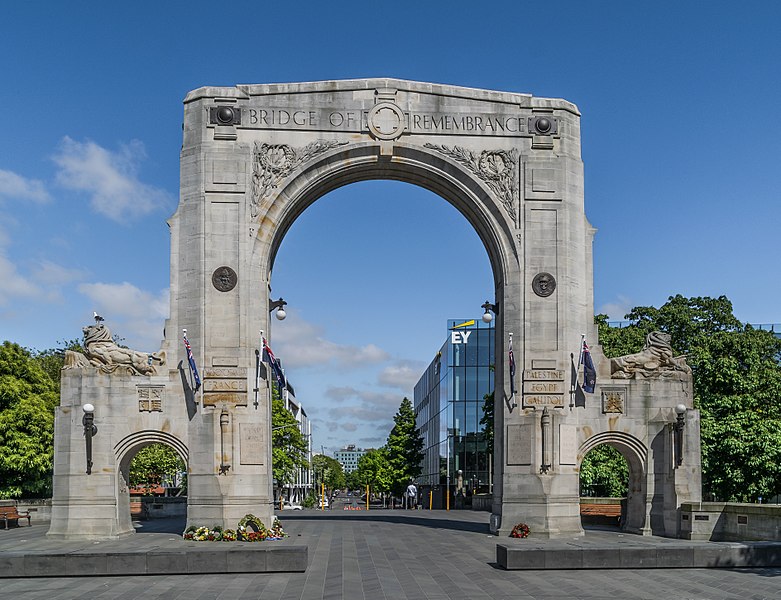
[510,523,530,538]
[237,514,268,541]
[182,515,287,542]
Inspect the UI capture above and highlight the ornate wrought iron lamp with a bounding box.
[82,403,98,475]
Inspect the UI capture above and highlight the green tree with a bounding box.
[129,443,185,494]
[354,448,392,504]
[271,395,309,500]
[480,390,494,453]
[312,454,345,499]
[595,295,781,502]
[0,342,60,498]
[30,338,84,393]
[345,468,362,491]
[385,397,424,496]
[579,445,628,497]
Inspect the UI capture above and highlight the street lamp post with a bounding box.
[481,300,497,323]
[82,403,97,475]
[269,298,287,320]
[673,404,687,467]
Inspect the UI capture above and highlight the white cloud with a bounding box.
[78,281,169,350]
[322,386,403,429]
[33,260,87,286]
[53,137,172,222]
[597,295,633,321]
[0,169,50,203]
[273,310,389,369]
[0,254,41,305]
[377,360,426,392]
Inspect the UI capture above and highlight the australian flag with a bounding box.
[582,341,596,393]
[182,331,201,392]
[262,338,286,391]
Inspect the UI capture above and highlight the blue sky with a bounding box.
[2,1,779,454]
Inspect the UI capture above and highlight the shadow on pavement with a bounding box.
[133,517,186,534]
[279,512,492,534]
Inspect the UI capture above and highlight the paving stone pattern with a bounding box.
[1,511,780,599]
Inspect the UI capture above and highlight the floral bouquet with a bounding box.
[510,523,530,538]
[267,517,287,540]
[222,529,236,541]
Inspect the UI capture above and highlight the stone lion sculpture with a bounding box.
[64,324,166,376]
[610,331,691,379]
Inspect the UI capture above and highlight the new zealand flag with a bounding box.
[582,341,597,393]
[183,331,201,392]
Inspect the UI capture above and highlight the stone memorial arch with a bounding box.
[48,79,701,540]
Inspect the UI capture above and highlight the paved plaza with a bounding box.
[1,510,779,599]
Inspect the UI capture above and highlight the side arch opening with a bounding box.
[114,431,189,532]
[579,431,648,533]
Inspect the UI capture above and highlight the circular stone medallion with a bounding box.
[367,102,406,141]
[532,272,556,297]
[212,266,238,292]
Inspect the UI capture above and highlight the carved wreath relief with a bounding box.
[423,144,518,222]
[250,140,348,218]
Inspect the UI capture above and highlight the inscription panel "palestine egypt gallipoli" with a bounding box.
[240,107,530,137]
[522,369,565,407]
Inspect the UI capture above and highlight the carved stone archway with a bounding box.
[49,79,701,539]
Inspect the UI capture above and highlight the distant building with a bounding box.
[334,444,368,473]
[414,318,494,508]
[278,379,313,504]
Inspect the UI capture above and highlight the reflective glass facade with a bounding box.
[413,319,494,508]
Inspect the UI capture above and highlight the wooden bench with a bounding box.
[580,503,622,525]
[0,505,31,529]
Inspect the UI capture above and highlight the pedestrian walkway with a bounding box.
[1,511,780,599]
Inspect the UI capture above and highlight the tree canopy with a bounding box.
[0,342,60,498]
[129,443,185,494]
[353,447,392,495]
[579,445,628,497]
[271,394,309,495]
[595,294,781,502]
[311,454,345,495]
[385,397,424,496]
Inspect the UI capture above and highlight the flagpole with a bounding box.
[508,332,517,409]
[569,353,576,410]
[253,329,263,410]
[577,333,586,367]
[183,329,192,390]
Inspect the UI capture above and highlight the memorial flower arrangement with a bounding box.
[510,523,530,538]
[237,513,267,541]
[183,514,287,542]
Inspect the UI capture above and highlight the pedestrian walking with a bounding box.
[406,481,417,510]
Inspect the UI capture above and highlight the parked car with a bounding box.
[282,501,303,510]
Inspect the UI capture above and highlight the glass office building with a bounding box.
[413,318,494,508]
